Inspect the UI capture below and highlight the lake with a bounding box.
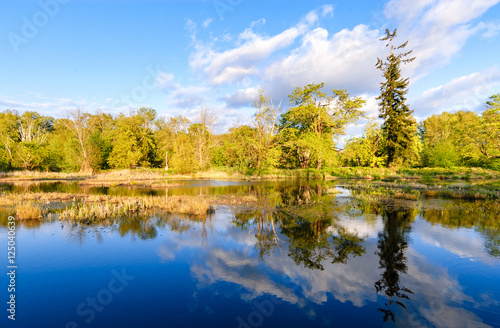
[1,180,499,328]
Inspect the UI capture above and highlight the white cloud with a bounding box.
[412,65,500,117]
[156,0,500,134]
[0,95,107,117]
[153,71,212,109]
[413,219,498,265]
[249,18,265,29]
[385,0,500,79]
[155,71,175,90]
[478,21,500,38]
[186,18,197,44]
[262,24,383,100]
[222,86,260,107]
[189,7,322,85]
[321,4,334,18]
[155,206,493,328]
[202,18,213,28]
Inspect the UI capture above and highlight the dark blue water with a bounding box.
[1,183,499,328]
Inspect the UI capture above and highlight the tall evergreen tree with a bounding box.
[376,29,418,167]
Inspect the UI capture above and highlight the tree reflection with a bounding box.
[280,184,366,270]
[281,216,366,270]
[374,204,414,322]
[232,184,367,269]
[421,200,500,258]
[233,188,285,260]
[254,211,282,260]
[278,181,324,207]
[118,217,158,240]
[63,214,198,244]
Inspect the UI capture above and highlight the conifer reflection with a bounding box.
[374,204,414,322]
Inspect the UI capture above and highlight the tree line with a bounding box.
[0,29,498,173]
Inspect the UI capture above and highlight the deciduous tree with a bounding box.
[250,90,282,170]
[280,83,365,169]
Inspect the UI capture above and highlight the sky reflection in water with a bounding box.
[0,182,499,328]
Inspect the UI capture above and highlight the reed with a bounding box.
[423,190,438,197]
[0,170,91,181]
[57,195,213,221]
[58,199,146,222]
[2,167,499,183]
[53,194,213,221]
[15,203,46,220]
[394,191,420,201]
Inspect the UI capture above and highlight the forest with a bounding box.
[1,30,499,175]
[0,89,498,174]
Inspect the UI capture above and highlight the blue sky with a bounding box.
[1,0,500,134]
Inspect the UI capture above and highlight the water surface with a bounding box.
[1,180,499,328]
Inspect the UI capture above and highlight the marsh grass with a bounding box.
[423,189,488,200]
[327,167,500,180]
[347,180,498,201]
[1,192,216,221]
[0,170,91,181]
[394,191,420,201]
[144,195,212,216]
[1,167,499,184]
[58,199,146,222]
[212,194,258,206]
[15,202,46,220]
[59,195,213,221]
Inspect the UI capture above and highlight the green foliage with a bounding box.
[419,111,459,167]
[0,111,54,170]
[155,115,190,170]
[47,124,80,171]
[88,112,114,170]
[0,110,20,170]
[214,125,256,170]
[188,107,216,171]
[248,90,282,170]
[376,29,418,167]
[419,100,500,170]
[280,83,365,169]
[169,131,197,173]
[422,139,459,168]
[0,87,497,174]
[189,122,211,170]
[108,108,157,169]
[342,119,386,167]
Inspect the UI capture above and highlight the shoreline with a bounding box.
[0,167,499,184]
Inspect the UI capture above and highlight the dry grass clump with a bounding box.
[155,195,212,216]
[1,192,216,221]
[88,169,158,180]
[446,191,487,199]
[191,168,244,180]
[423,189,489,199]
[211,194,259,206]
[394,192,419,200]
[57,196,212,222]
[0,170,91,181]
[58,195,213,221]
[324,187,340,194]
[424,190,438,197]
[0,192,78,205]
[15,203,46,220]
[59,199,146,221]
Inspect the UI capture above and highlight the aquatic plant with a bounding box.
[15,202,46,220]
